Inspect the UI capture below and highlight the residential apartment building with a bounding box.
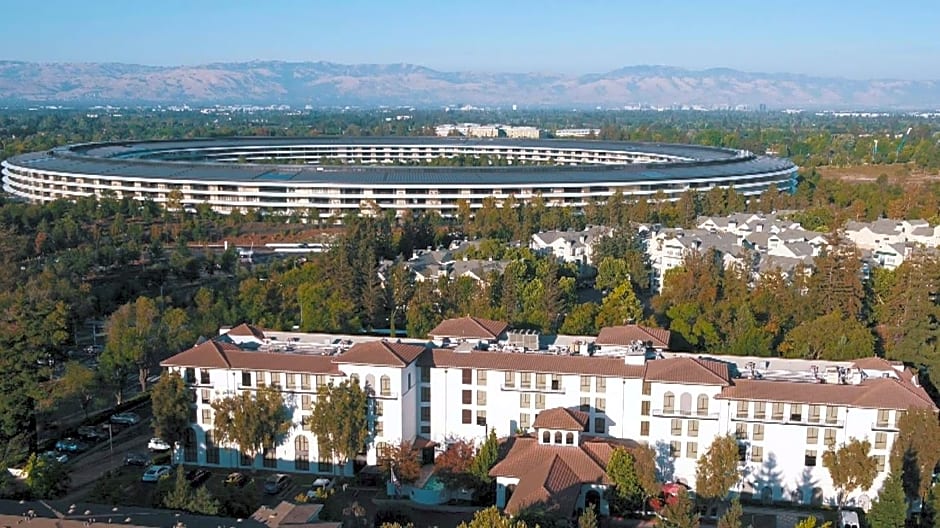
[160,321,935,511]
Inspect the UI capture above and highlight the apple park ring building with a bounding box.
[2,137,797,219]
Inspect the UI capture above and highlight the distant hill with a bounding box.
[0,60,938,109]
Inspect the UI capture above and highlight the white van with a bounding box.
[837,510,860,528]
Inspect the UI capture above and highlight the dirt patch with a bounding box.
[816,164,940,183]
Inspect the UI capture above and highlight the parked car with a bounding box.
[41,450,69,464]
[123,452,149,466]
[77,425,108,441]
[141,465,172,482]
[186,468,211,487]
[306,477,335,499]
[54,437,89,453]
[147,438,171,451]
[223,472,248,487]
[110,412,141,425]
[264,473,291,495]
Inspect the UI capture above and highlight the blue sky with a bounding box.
[4,0,938,79]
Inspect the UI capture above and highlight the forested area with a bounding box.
[0,108,938,468]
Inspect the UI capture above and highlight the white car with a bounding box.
[41,450,69,464]
[141,465,172,482]
[147,438,171,451]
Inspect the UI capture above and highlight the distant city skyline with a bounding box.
[4,0,939,80]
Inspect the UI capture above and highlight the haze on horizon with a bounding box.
[4,0,939,81]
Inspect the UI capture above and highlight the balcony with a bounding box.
[653,409,720,420]
[872,421,899,432]
[373,391,399,400]
[501,383,565,394]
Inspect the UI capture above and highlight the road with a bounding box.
[62,416,154,502]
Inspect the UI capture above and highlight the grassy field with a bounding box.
[816,164,940,183]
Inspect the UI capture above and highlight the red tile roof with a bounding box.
[596,324,671,349]
[717,377,935,411]
[333,341,427,367]
[644,357,731,386]
[226,323,266,340]
[428,316,509,340]
[852,357,903,371]
[424,348,646,378]
[533,408,589,431]
[161,340,343,375]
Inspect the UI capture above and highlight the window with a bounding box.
[520,413,530,429]
[240,451,253,467]
[380,375,391,397]
[642,381,652,395]
[736,422,748,439]
[477,411,487,427]
[876,455,886,473]
[301,415,312,431]
[316,375,327,388]
[688,420,699,438]
[206,432,220,464]
[809,405,821,423]
[826,406,839,424]
[420,387,431,402]
[241,371,252,387]
[270,372,282,388]
[477,390,487,406]
[877,409,890,427]
[641,401,651,416]
[596,377,607,393]
[184,368,195,384]
[551,375,562,391]
[374,420,384,436]
[300,374,311,390]
[671,419,682,436]
[754,401,766,419]
[807,427,819,444]
[554,431,563,444]
[200,389,211,402]
[670,441,681,458]
[420,366,430,383]
[805,450,817,467]
[520,393,531,408]
[183,428,197,463]
[875,432,887,450]
[736,400,749,419]
[542,431,551,443]
[771,402,784,420]
[697,395,709,416]
[505,371,515,388]
[595,397,606,412]
[318,460,333,473]
[286,373,296,390]
[374,401,384,417]
[420,407,431,422]
[790,404,803,422]
[477,370,487,385]
[581,376,591,392]
[420,424,431,435]
[462,369,472,384]
[295,436,310,471]
[199,369,210,385]
[824,429,837,448]
[536,374,547,390]
[462,409,472,424]
[350,374,359,386]
[753,424,764,441]
[640,421,650,436]
[738,444,747,462]
[751,445,764,463]
[566,433,574,445]
[201,408,212,425]
[535,394,546,410]
[663,392,675,413]
[595,417,606,434]
[686,442,698,459]
[462,390,472,405]
[520,373,532,388]
[580,397,591,412]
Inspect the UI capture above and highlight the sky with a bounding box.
[3,0,939,80]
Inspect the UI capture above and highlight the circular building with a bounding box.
[2,137,797,219]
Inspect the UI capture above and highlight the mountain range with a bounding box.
[0,60,938,109]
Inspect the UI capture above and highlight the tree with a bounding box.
[635,443,661,506]
[560,302,599,336]
[457,506,530,528]
[578,505,599,528]
[596,257,632,293]
[211,385,291,460]
[49,361,97,419]
[151,371,192,451]
[309,380,369,469]
[793,517,831,528]
[595,282,644,328]
[779,311,874,360]
[809,242,865,320]
[822,438,877,506]
[695,435,741,515]
[435,439,478,489]
[607,447,643,514]
[923,481,940,528]
[101,296,163,393]
[866,471,906,528]
[468,429,499,484]
[656,488,700,528]
[717,499,742,528]
[163,465,193,510]
[381,441,422,484]
[890,408,940,501]
[23,453,69,498]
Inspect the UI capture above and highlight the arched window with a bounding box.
[680,393,692,415]
[697,394,710,416]
[542,430,551,444]
[554,431,562,444]
[566,432,574,445]
[183,428,197,462]
[365,374,376,390]
[380,375,392,397]
[205,431,220,465]
[663,392,675,413]
[295,435,310,471]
